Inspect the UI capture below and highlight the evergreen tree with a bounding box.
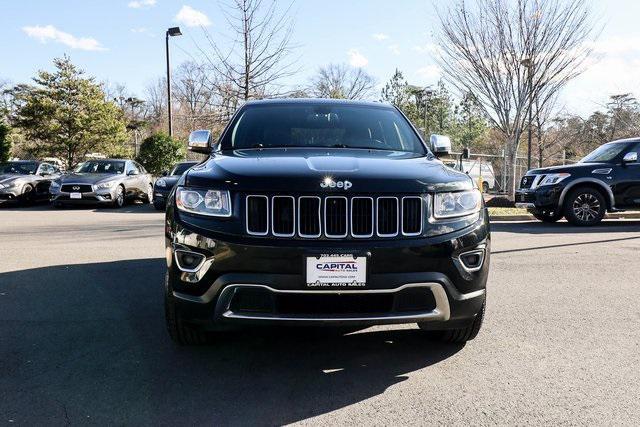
[10,56,129,167]
[0,121,10,162]
[136,133,185,175]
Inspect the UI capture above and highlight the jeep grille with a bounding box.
[245,195,424,239]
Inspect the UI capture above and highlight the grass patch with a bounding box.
[488,207,530,216]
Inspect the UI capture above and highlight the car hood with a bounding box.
[528,162,610,175]
[184,148,473,193]
[60,173,123,185]
[0,174,32,187]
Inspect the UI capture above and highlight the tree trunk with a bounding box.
[505,143,519,200]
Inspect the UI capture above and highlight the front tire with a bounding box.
[563,187,606,226]
[418,300,485,343]
[165,273,211,345]
[533,209,563,223]
[112,185,125,208]
[153,200,165,211]
[144,183,154,204]
[20,185,35,206]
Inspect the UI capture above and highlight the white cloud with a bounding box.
[22,25,106,51]
[412,43,442,57]
[388,44,400,56]
[130,27,155,37]
[175,5,211,27]
[372,33,389,41]
[562,45,640,115]
[348,49,368,67]
[585,36,640,55]
[416,65,441,81]
[128,0,156,9]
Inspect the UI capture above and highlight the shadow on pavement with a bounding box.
[491,219,640,235]
[0,259,461,425]
[0,200,160,214]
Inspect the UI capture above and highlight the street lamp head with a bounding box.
[167,27,182,37]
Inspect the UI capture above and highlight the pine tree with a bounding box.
[10,56,129,167]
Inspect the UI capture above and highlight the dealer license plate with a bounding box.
[306,254,367,288]
[70,192,82,199]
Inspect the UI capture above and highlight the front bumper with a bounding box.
[166,210,490,329]
[153,187,171,206]
[0,190,20,202]
[515,185,563,210]
[51,189,115,205]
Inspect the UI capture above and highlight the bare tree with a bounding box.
[144,77,167,130]
[310,64,376,100]
[200,0,298,101]
[436,0,596,198]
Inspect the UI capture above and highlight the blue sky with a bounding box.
[2,0,639,116]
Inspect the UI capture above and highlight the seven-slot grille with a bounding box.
[246,195,423,239]
[61,184,93,193]
[520,174,546,190]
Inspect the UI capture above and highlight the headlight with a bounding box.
[538,173,570,186]
[176,187,232,217]
[95,181,114,190]
[433,189,482,219]
[0,183,5,189]
[50,181,61,189]
[0,182,16,190]
[155,178,167,188]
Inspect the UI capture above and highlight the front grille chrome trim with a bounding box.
[401,196,424,236]
[376,197,399,237]
[245,194,422,239]
[297,196,322,238]
[350,197,374,238]
[271,195,295,237]
[324,196,348,238]
[246,195,269,236]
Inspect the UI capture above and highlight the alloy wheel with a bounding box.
[116,187,124,207]
[572,193,601,222]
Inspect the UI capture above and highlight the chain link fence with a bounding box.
[444,150,580,194]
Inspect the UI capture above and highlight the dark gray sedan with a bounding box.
[50,159,153,208]
[0,161,61,205]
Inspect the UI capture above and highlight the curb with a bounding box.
[489,212,640,222]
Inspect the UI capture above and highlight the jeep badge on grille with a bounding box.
[320,178,352,190]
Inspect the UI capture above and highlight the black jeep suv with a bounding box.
[164,99,490,345]
[516,137,640,226]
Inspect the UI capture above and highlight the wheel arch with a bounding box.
[558,179,614,210]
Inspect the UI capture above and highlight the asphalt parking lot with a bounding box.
[1,204,639,425]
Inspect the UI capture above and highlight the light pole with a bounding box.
[166,26,182,137]
[521,58,534,170]
[407,85,433,135]
[422,87,434,135]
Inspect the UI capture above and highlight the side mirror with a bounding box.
[127,170,139,176]
[189,130,213,154]
[429,134,452,157]
[162,170,169,177]
[622,152,637,164]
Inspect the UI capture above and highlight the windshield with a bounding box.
[76,160,125,174]
[222,104,426,154]
[171,162,196,176]
[581,142,629,163]
[0,162,38,175]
